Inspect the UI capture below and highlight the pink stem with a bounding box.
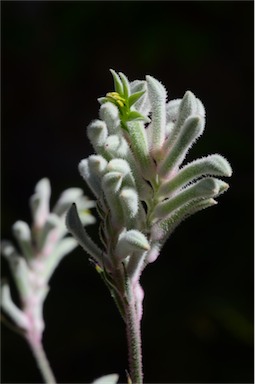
[125,283,143,384]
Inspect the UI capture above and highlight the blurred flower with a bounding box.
[1,178,95,346]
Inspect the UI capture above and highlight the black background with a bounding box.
[1,1,254,383]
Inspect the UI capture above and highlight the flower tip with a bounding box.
[1,241,14,257]
[211,179,229,196]
[143,242,151,251]
[35,178,51,197]
[219,181,229,193]
[209,198,218,206]
[12,221,30,241]
[192,115,202,124]
[225,163,233,177]
[184,90,195,98]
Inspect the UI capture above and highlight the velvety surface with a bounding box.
[2,1,253,383]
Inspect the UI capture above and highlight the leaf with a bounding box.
[119,72,130,99]
[128,90,146,107]
[127,110,148,121]
[110,69,123,95]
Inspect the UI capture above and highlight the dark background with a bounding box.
[1,1,254,383]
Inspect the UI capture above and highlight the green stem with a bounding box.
[29,339,57,384]
[125,281,143,384]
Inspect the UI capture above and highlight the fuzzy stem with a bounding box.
[28,339,57,384]
[125,281,143,384]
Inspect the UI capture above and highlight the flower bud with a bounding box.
[158,115,205,178]
[36,213,62,253]
[115,229,150,260]
[79,159,102,198]
[53,188,84,216]
[176,90,198,131]
[158,154,232,198]
[154,177,227,221]
[104,134,130,159]
[146,75,167,160]
[107,158,136,188]
[12,221,34,260]
[126,121,155,180]
[102,172,124,225]
[30,178,51,229]
[119,187,139,220]
[1,244,30,302]
[87,119,108,150]
[88,155,108,176]
[99,102,120,134]
[166,99,181,124]
[1,282,30,330]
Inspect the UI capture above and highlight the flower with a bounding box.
[1,178,95,344]
[66,70,232,321]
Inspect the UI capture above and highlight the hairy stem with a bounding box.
[125,281,143,384]
[28,339,57,384]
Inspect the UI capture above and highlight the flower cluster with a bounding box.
[1,178,95,346]
[67,70,232,322]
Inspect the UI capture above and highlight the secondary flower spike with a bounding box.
[66,70,232,382]
[1,179,95,384]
